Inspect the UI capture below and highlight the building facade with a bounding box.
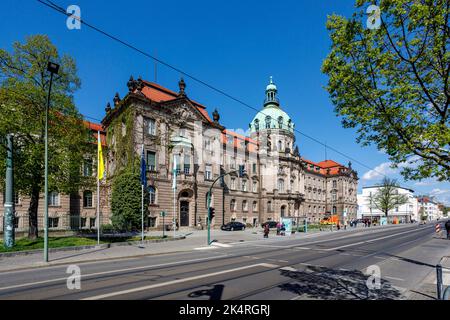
[1,77,358,232]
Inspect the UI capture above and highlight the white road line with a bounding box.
[83,263,280,300]
[194,246,217,250]
[385,276,405,282]
[211,242,232,248]
[0,254,229,292]
[280,267,297,272]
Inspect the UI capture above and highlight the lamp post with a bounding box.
[44,61,59,263]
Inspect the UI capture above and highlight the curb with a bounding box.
[0,236,186,258]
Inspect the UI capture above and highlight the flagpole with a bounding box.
[97,130,101,245]
[173,154,177,239]
[141,183,144,245]
[141,145,145,246]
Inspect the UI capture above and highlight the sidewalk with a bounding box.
[406,256,450,300]
[0,223,410,272]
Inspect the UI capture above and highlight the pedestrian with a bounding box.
[344,220,347,230]
[445,220,450,240]
[263,223,270,238]
[276,222,281,235]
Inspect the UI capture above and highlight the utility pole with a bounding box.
[3,134,15,248]
[44,61,59,262]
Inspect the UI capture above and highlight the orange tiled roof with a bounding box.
[139,80,212,122]
[84,120,107,147]
[302,157,346,175]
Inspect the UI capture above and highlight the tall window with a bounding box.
[230,177,236,190]
[278,116,283,129]
[204,139,212,151]
[147,151,156,171]
[254,119,259,131]
[252,201,258,212]
[184,155,191,175]
[278,179,285,192]
[241,180,247,192]
[149,186,156,205]
[242,200,248,212]
[333,206,337,214]
[83,158,93,177]
[147,118,156,136]
[48,191,60,206]
[90,217,96,228]
[230,199,236,212]
[278,140,283,151]
[174,154,182,174]
[83,191,93,208]
[332,180,337,188]
[265,116,271,129]
[267,201,273,212]
[252,180,257,193]
[252,163,257,174]
[205,164,212,180]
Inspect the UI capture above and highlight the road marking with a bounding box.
[385,276,405,282]
[0,254,229,292]
[280,266,297,272]
[194,246,217,250]
[83,263,280,300]
[211,242,232,248]
[322,228,417,251]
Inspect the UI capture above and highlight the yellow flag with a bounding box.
[97,131,105,180]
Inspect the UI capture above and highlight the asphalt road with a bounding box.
[0,223,448,300]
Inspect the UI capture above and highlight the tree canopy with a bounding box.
[322,0,450,182]
[0,34,91,238]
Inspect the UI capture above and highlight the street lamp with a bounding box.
[44,61,59,262]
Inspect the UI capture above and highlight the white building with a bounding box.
[417,197,443,221]
[357,186,416,224]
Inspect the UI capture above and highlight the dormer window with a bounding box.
[278,116,283,129]
[265,116,271,129]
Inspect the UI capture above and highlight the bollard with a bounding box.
[437,264,443,300]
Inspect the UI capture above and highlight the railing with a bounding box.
[436,256,450,300]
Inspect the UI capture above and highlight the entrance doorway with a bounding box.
[180,201,190,227]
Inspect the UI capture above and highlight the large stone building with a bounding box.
[1,76,358,233]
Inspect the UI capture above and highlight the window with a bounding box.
[242,200,248,212]
[14,192,20,205]
[278,140,283,151]
[205,139,212,151]
[147,118,156,136]
[148,217,156,228]
[179,128,187,137]
[252,180,257,193]
[230,178,236,190]
[48,217,59,228]
[184,155,190,175]
[278,179,285,192]
[332,180,337,188]
[332,206,337,214]
[48,191,60,206]
[253,201,258,212]
[149,186,156,205]
[278,116,283,129]
[230,199,236,212]
[90,217,96,229]
[252,163,257,174]
[147,151,156,171]
[265,116,271,129]
[13,217,19,229]
[83,191,93,208]
[241,180,247,192]
[81,218,86,228]
[205,164,212,180]
[254,119,259,131]
[83,158,93,177]
[174,154,182,175]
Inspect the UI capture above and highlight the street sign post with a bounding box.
[160,211,166,238]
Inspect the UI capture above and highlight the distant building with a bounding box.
[357,186,416,223]
[417,196,444,221]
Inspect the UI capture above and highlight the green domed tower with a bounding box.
[249,77,295,154]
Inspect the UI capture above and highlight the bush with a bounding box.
[101,224,115,233]
[245,223,253,228]
[111,170,148,231]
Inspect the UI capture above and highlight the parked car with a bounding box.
[221,222,246,231]
[261,221,278,229]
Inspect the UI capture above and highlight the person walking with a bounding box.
[445,220,450,240]
[263,223,270,239]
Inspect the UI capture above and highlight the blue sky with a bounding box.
[2,0,449,204]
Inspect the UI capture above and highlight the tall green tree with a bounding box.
[110,170,148,232]
[0,35,89,239]
[322,0,450,181]
[368,177,410,217]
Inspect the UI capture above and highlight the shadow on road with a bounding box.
[279,266,402,300]
[188,284,225,300]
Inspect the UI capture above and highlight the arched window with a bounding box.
[230,199,236,212]
[287,119,292,129]
[278,116,283,129]
[278,179,285,192]
[149,186,156,205]
[254,119,259,131]
[278,140,283,151]
[281,205,287,217]
[265,116,271,129]
[242,200,248,211]
[83,190,93,208]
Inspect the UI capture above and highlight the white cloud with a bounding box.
[362,162,397,181]
[430,188,450,196]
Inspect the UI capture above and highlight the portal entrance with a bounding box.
[180,201,190,227]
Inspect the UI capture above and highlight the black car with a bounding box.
[261,221,278,229]
[221,222,246,231]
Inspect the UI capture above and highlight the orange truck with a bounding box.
[320,215,339,225]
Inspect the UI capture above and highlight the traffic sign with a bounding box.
[160,211,166,217]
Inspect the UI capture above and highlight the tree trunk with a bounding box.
[28,187,40,239]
